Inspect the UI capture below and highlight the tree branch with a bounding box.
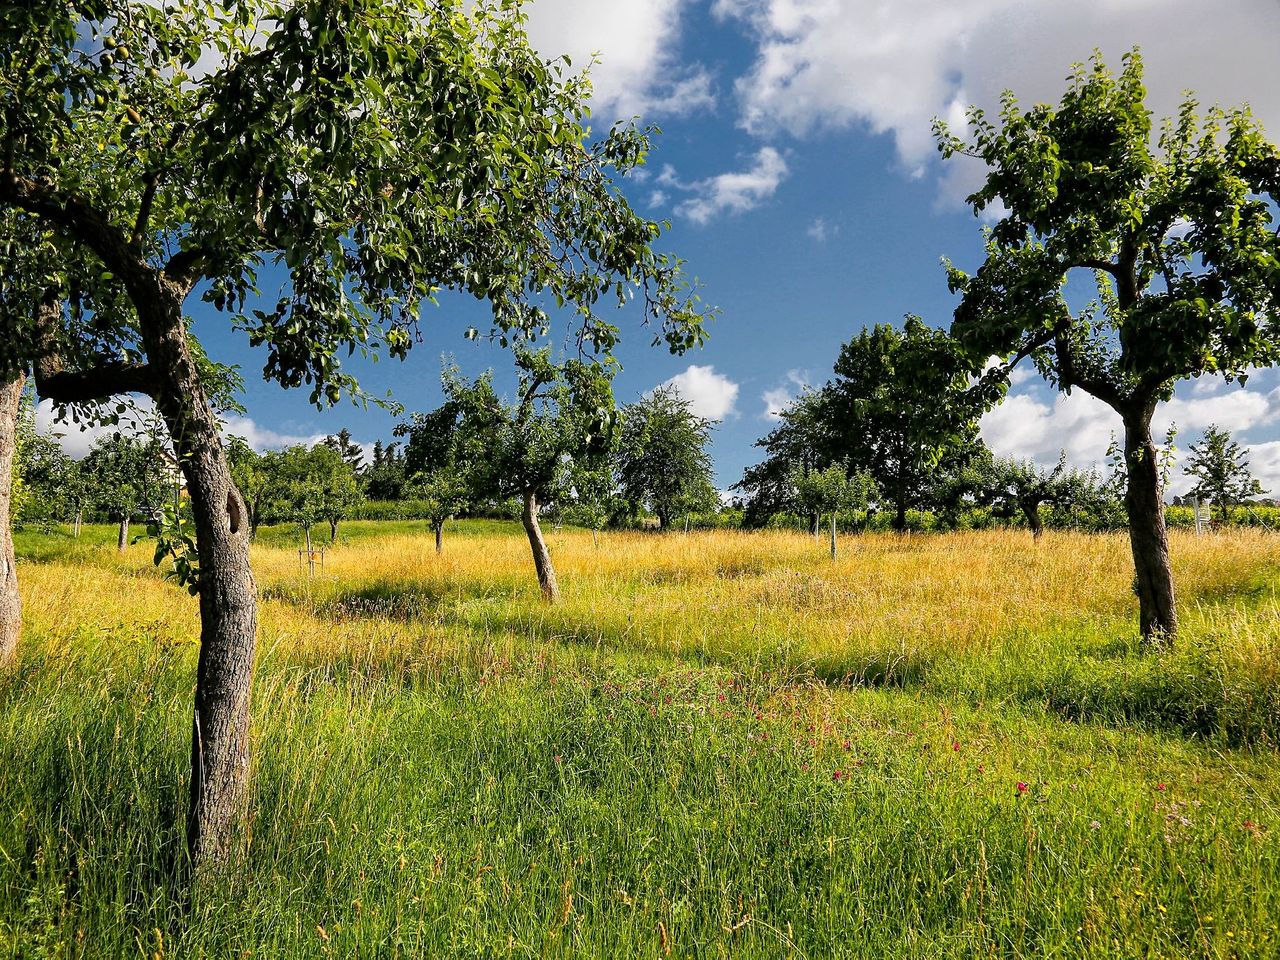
[1,173,139,279]
[31,292,157,404]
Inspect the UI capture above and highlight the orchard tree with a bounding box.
[936,51,1280,640]
[1,1,710,863]
[83,431,170,550]
[447,350,616,602]
[616,386,717,530]
[982,453,1103,538]
[791,462,877,558]
[404,470,470,554]
[271,444,361,547]
[824,317,991,531]
[735,388,833,530]
[1184,424,1265,523]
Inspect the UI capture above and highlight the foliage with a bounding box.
[268,444,363,540]
[734,389,833,527]
[937,51,1280,402]
[445,349,617,512]
[616,386,717,529]
[81,431,171,526]
[363,441,407,501]
[791,463,878,522]
[823,317,994,530]
[980,452,1114,533]
[1183,424,1265,523]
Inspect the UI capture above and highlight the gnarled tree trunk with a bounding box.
[1021,500,1044,539]
[117,515,130,551]
[521,490,559,603]
[1,372,25,666]
[329,517,338,542]
[1123,411,1177,642]
[433,520,444,554]
[137,287,258,866]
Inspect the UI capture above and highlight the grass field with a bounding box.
[2,522,1278,957]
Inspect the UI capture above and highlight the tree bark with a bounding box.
[329,517,338,542]
[1,373,25,666]
[1123,412,1177,642]
[433,520,443,554]
[73,508,82,538]
[521,491,560,603]
[137,283,257,866]
[1022,501,1044,539]
[829,511,837,559]
[117,515,130,551]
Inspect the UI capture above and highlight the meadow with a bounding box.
[1,522,1278,958]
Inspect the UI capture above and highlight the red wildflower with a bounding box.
[554,754,562,765]
[1156,783,1167,791]
[833,770,844,781]
[1016,781,1029,795]
[952,741,961,752]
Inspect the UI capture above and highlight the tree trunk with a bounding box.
[829,511,837,560]
[433,520,443,554]
[1022,501,1044,539]
[329,517,338,542]
[521,491,560,603]
[0,373,24,666]
[117,515,130,551]
[894,496,907,533]
[1123,412,1177,642]
[73,507,82,538]
[138,285,258,867]
[811,513,820,538]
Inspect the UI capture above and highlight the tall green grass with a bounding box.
[2,525,1278,957]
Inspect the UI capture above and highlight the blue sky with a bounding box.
[41,0,1280,495]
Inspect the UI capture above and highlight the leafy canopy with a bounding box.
[1,0,711,404]
[937,50,1280,414]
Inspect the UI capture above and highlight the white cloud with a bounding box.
[655,364,740,420]
[521,0,713,121]
[220,415,328,452]
[981,378,1280,497]
[673,147,789,224]
[1237,441,1280,500]
[715,0,1280,200]
[761,369,811,420]
[806,217,837,242]
[33,396,342,461]
[980,389,1120,472]
[33,400,145,458]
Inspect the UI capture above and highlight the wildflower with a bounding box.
[842,740,852,751]
[1089,820,1101,831]
[1155,783,1167,792]
[976,764,985,774]
[1016,781,1029,795]
[554,754,562,765]
[833,770,844,781]
[952,741,961,752]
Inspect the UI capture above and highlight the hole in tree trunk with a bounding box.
[227,490,243,534]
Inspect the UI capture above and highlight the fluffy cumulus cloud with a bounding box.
[713,0,1280,194]
[761,369,811,420]
[655,364,740,420]
[521,0,714,122]
[671,147,789,224]
[981,375,1280,496]
[220,415,329,452]
[34,400,332,458]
